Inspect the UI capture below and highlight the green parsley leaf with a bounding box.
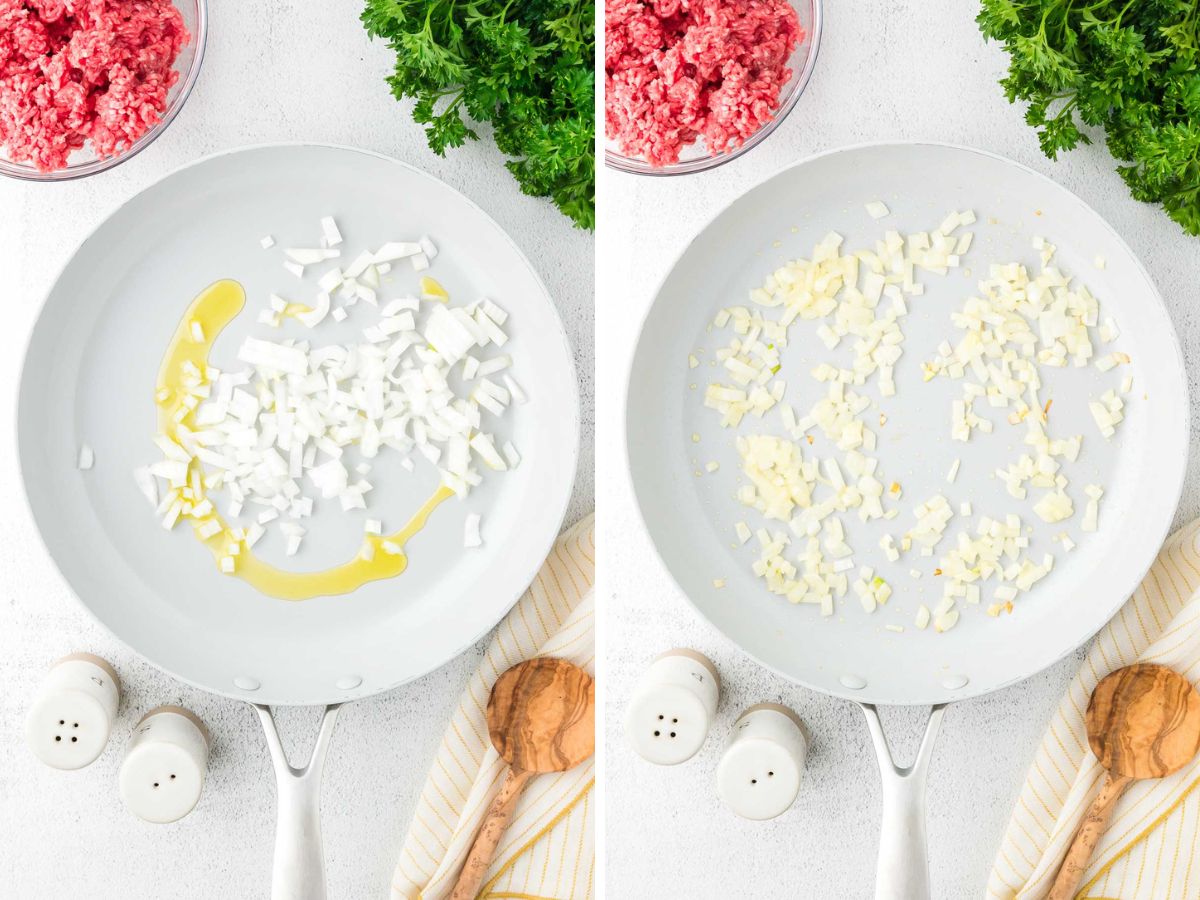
[363,0,595,229]
[978,0,1200,236]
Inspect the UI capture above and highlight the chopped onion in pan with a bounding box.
[698,209,1129,634]
[142,224,520,560]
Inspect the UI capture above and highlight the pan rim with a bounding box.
[16,141,582,707]
[623,139,1188,707]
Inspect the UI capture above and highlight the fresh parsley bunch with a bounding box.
[978,0,1200,236]
[363,0,595,230]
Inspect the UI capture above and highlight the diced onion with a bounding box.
[464,513,482,548]
[143,224,521,560]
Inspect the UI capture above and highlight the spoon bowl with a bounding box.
[487,656,595,773]
[1087,662,1200,779]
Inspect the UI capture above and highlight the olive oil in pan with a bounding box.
[155,279,451,601]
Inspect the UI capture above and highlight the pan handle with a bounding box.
[859,703,946,900]
[254,703,343,900]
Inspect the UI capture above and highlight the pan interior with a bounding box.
[627,143,1186,706]
[18,145,579,706]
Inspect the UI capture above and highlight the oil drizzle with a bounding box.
[156,279,451,601]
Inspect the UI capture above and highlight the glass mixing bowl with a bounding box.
[0,0,208,182]
[605,0,822,176]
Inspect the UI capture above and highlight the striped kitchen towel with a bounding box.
[989,517,1200,899]
[392,514,595,900]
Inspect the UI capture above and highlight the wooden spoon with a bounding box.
[1049,663,1200,900]
[450,657,595,900]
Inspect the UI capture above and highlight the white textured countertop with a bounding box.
[600,1,1200,897]
[0,3,593,897]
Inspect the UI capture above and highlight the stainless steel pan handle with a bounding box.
[255,704,343,900]
[860,703,947,900]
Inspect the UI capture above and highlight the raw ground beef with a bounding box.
[0,0,189,171]
[606,0,801,166]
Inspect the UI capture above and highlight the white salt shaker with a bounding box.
[625,648,720,765]
[25,653,121,770]
[119,706,211,824]
[717,703,807,820]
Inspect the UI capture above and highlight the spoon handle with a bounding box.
[451,766,535,900]
[1049,772,1133,900]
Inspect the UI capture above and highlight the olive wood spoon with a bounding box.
[1049,663,1200,900]
[450,657,594,900]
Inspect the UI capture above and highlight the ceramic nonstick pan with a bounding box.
[18,144,579,899]
[626,143,1187,898]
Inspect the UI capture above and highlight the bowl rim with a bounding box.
[604,0,824,176]
[0,0,209,183]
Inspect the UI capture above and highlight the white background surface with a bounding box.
[0,3,593,898]
[600,2,1200,899]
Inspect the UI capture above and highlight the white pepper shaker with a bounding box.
[119,706,211,824]
[25,653,121,770]
[625,648,720,765]
[716,703,807,820]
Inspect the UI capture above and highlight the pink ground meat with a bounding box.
[606,0,801,166]
[0,0,189,171]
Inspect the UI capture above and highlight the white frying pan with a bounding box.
[625,143,1187,898]
[18,144,579,899]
